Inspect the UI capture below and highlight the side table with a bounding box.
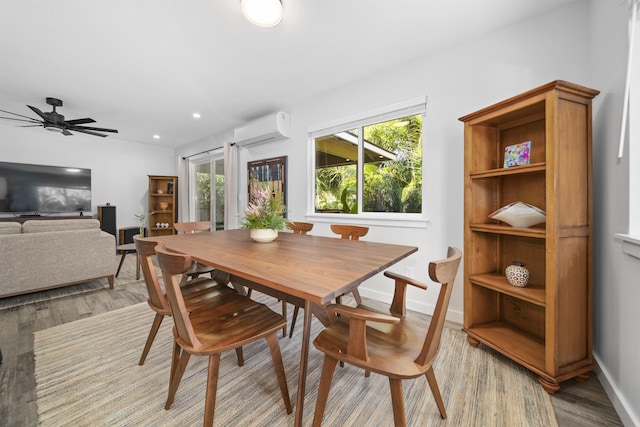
[116,243,140,280]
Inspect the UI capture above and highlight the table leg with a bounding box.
[294,300,313,427]
[135,252,140,280]
[116,251,127,278]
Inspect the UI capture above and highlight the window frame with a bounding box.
[616,8,640,259]
[306,96,429,228]
[188,151,225,229]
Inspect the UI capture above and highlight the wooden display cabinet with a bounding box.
[147,175,178,237]
[459,81,599,393]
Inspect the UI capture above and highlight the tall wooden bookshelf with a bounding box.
[459,81,599,393]
[147,175,178,237]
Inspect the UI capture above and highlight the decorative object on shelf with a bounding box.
[504,141,531,168]
[489,201,546,228]
[157,189,164,194]
[156,222,161,228]
[241,183,288,243]
[505,261,530,287]
[159,202,169,210]
[134,212,146,238]
[249,228,279,243]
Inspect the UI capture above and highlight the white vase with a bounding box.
[249,228,278,243]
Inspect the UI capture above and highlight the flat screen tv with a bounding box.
[0,161,91,215]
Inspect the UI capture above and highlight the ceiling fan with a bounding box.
[0,97,118,137]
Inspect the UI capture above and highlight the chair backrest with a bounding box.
[415,247,462,366]
[174,221,212,234]
[330,224,369,240]
[286,221,314,235]
[155,243,202,348]
[133,235,170,312]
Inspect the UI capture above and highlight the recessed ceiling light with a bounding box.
[192,113,201,119]
[241,0,283,27]
[153,134,160,139]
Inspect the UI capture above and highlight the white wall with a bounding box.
[0,123,177,235]
[589,1,640,425]
[178,1,592,324]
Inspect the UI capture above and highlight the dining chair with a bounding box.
[155,244,293,427]
[173,221,216,279]
[133,236,241,366]
[312,247,462,427]
[330,224,369,305]
[286,221,314,234]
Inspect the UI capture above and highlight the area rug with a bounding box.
[0,254,144,311]
[34,302,558,427]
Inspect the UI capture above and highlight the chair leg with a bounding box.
[165,345,191,410]
[389,377,406,427]
[312,356,339,427]
[281,300,287,337]
[425,367,447,419]
[138,313,165,365]
[265,333,293,414]
[289,306,300,338]
[203,354,221,427]
[168,340,179,390]
[235,347,244,366]
[351,288,363,305]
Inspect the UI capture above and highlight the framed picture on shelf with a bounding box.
[504,141,531,168]
[247,155,287,217]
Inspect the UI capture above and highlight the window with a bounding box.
[310,97,425,219]
[191,157,225,230]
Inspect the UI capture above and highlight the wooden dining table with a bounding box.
[146,228,418,426]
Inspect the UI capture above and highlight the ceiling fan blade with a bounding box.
[70,125,118,133]
[71,128,108,137]
[0,109,42,122]
[27,105,48,120]
[62,129,73,136]
[18,125,44,128]
[0,115,42,124]
[65,117,96,125]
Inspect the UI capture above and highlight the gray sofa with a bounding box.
[0,219,115,298]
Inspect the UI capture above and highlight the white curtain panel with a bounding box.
[224,142,239,229]
[177,156,190,222]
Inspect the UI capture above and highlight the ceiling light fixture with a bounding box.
[241,0,283,28]
[153,134,160,139]
[192,113,201,119]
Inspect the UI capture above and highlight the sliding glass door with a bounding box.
[193,157,225,230]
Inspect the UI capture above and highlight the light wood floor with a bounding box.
[0,282,623,426]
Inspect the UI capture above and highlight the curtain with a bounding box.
[177,155,190,222]
[224,142,239,229]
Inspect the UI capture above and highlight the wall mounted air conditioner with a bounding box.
[233,111,290,146]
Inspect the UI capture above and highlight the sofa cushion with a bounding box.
[22,219,100,233]
[0,222,22,235]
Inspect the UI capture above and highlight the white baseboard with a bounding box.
[593,352,640,427]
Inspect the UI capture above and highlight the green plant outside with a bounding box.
[315,114,422,214]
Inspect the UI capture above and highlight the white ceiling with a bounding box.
[0,0,576,148]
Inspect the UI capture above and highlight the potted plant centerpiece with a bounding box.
[241,184,288,242]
